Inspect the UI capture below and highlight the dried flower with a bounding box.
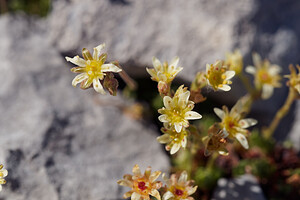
[214,99,257,149]
[162,171,197,200]
[225,50,243,75]
[205,60,235,91]
[202,124,229,156]
[0,164,8,191]
[157,126,188,154]
[245,53,281,99]
[158,85,202,133]
[66,43,122,94]
[117,164,162,200]
[285,64,300,94]
[146,57,183,84]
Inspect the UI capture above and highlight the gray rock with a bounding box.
[0,15,169,200]
[212,174,266,200]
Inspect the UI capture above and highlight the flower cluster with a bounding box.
[245,53,282,99]
[285,64,300,94]
[66,43,122,94]
[0,164,8,191]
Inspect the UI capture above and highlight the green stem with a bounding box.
[263,88,297,138]
[207,152,218,169]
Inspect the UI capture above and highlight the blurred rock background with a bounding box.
[0,0,300,199]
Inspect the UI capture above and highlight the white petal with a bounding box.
[0,184,2,191]
[65,56,86,67]
[245,66,256,74]
[178,91,190,108]
[219,84,231,91]
[224,70,235,80]
[174,123,182,133]
[131,192,141,200]
[169,56,179,68]
[221,128,229,138]
[185,111,202,120]
[187,186,198,195]
[93,43,105,60]
[72,73,88,87]
[163,191,174,200]
[181,136,187,148]
[163,96,173,110]
[269,65,281,75]
[93,78,106,94]
[158,114,169,123]
[1,169,8,177]
[252,53,262,68]
[178,171,188,183]
[170,143,181,154]
[146,67,156,78]
[239,118,257,128]
[101,64,122,73]
[262,84,274,99]
[236,133,249,149]
[157,134,171,144]
[213,108,225,120]
[206,64,210,73]
[152,57,162,71]
[150,189,161,200]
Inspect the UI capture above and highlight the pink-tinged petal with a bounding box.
[158,114,169,123]
[65,56,86,67]
[186,186,198,195]
[150,189,161,200]
[72,73,88,87]
[185,111,202,120]
[117,179,132,187]
[174,123,183,133]
[149,171,161,182]
[245,66,256,74]
[93,78,106,94]
[163,96,173,110]
[132,164,141,176]
[219,84,231,91]
[163,191,174,200]
[178,171,188,183]
[152,57,162,71]
[239,118,257,128]
[214,108,225,120]
[131,192,141,200]
[93,43,105,60]
[235,133,249,149]
[170,143,181,154]
[262,84,274,99]
[157,134,171,144]
[224,70,235,80]
[101,64,122,73]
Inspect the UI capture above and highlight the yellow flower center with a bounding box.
[85,60,105,79]
[207,66,228,89]
[166,109,186,124]
[257,69,272,84]
[223,116,239,136]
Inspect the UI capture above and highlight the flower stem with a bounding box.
[112,61,137,90]
[207,152,218,169]
[263,88,297,138]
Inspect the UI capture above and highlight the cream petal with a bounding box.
[269,65,281,75]
[93,79,106,94]
[163,96,173,110]
[144,166,152,178]
[178,91,190,108]
[213,108,225,120]
[93,43,105,60]
[150,189,161,200]
[101,64,122,73]
[185,111,202,120]
[65,56,86,67]
[72,73,88,87]
[170,143,181,154]
[219,84,231,91]
[71,67,86,73]
[163,191,174,200]
[117,179,132,187]
[131,192,141,200]
[236,133,249,149]
[224,70,235,80]
[157,134,171,144]
[81,78,93,89]
[174,123,183,133]
[152,57,162,71]
[245,66,256,74]
[178,171,188,183]
[239,118,257,128]
[252,53,262,68]
[187,186,198,195]
[219,149,229,156]
[132,164,141,176]
[262,84,274,99]
[169,56,179,68]
[1,169,8,177]
[0,184,2,191]
[146,68,157,78]
[149,171,161,182]
[158,114,169,123]
[181,136,187,148]
[123,191,133,198]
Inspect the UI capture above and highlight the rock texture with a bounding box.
[0,15,169,200]
[212,174,266,200]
